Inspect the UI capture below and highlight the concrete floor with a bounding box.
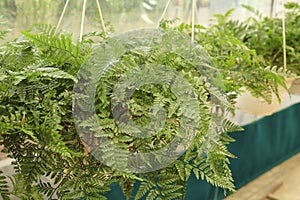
[225,153,300,200]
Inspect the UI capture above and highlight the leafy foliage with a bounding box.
[0,2,297,198]
[201,3,300,76]
[74,27,239,199]
[135,172,184,200]
[0,24,240,199]
[239,2,300,75]
[164,8,293,104]
[0,24,106,199]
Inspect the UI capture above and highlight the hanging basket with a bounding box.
[235,78,294,116]
[288,78,300,95]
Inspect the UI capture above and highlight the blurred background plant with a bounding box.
[1,0,297,41]
[0,0,166,40]
[161,12,290,107]
[236,2,300,75]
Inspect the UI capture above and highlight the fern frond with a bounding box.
[30,23,57,36]
[135,180,155,200]
[22,30,90,68]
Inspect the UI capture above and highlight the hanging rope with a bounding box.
[194,0,200,24]
[191,0,196,43]
[55,0,70,34]
[158,0,172,28]
[281,0,287,70]
[79,0,87,42]
[96,0,107,35]
[274,0,278,18]
[55,0,107,40]
[270,0,275,18]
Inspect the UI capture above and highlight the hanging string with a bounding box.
[191,0,196,43]
[158,0,172,28]
[274,0,278,18]
[96,0,107,35]
[281,0,287,70]
[270,0,275,18]
[55,0,70,34]
[79,0,87,42]
[194,0,200,24]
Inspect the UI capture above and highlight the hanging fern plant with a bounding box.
[160,10,293,106]
[0,24,241,199]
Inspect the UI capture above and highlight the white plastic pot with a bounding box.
[236,78,294,116]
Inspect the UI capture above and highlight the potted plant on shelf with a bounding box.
[0,24,242,199]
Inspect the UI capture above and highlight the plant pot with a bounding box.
[288,78,300,95]
[235,78,294,116]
